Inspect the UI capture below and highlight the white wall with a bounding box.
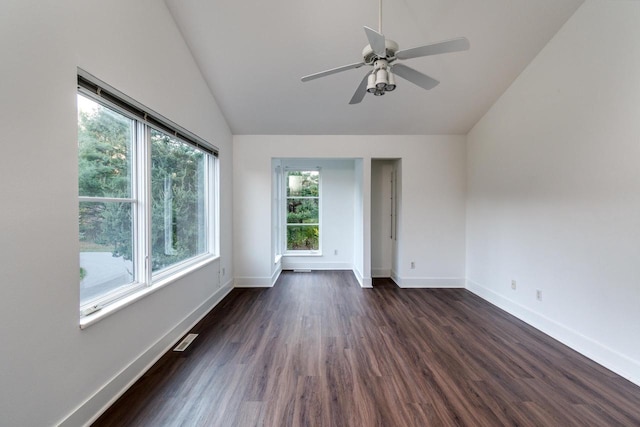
[233,135,467,289]
[279,158,356,271]
[271,158,284,282]
[0,1,233,425]
[466,0,640,385]
[392,160,403,282]
[353,159,365,285]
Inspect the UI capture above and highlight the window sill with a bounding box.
[283,252,323,257]
[79,254,219,329]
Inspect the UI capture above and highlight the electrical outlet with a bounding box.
[536,290,542,301]
[511,280,517,290]
[222,267,225,277]
[410,261,415,269]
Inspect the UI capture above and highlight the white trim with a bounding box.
[466,279,640,387]
[281,261,353,271]
[234,276,275,288]
[390,269,400,286]
[273,164,283,262]
[352,266,363,287]
[393,276,465,288]
[271,266,283,286]
[362,277,373,288]
[78,196,136,203]
[352,266,373,288]
[282,251,323,257]
[59,281,233,427]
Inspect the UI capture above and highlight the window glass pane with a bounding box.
[287,225,319,250]
[79,201,134,305]
[77,94,133,198]
[287,198,319,224]
[287,171,318,196]
[151,129,207,272]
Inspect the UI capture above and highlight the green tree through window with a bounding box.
[78,97,135,305]
[286,170,319,251]
[150,129,207,272]
[78,90,215,311]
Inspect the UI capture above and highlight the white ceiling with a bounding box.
[165,0,583,135]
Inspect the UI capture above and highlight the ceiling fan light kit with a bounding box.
[386,70,396,91]
[301,0,470,104]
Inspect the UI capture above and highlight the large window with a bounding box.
[285,170,320,252]
[77,73,218,318]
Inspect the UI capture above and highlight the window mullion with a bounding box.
[135,122,151,286]
[79,196,136,203]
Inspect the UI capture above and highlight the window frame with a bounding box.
[282,167,322,256]
[77,71,219,323]
[147,126,216,279]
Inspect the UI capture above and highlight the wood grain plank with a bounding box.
[92,272,640,427]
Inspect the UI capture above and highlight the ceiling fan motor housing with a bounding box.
[362,39,399,64]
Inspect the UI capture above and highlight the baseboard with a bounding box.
[362,276,373,288]
[390,269,400,286]
[353,267,363,287]
[281,261,353,271]
[271,266,282,286]
[59,281,234,427]
[351,266,372,288]
[394,276,465,288]
[372,268,391,278]
[466,278,640,387]
[236,265,354,288]
[234,276,275,288]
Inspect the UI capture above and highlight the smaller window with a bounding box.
[285,170,320,253]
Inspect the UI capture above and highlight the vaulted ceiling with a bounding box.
[164,0,583,135]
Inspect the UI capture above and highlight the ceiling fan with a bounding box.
[301,0,470,104]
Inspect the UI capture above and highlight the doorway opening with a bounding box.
[371,159,401,285]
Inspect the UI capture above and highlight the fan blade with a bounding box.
[395,37,470,60]
[349,73,371,105]
[392,64,439,91]
[364,26,387,58]
[301,62,365,82]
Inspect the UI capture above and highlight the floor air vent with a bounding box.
[173,333,198,352]
[293,269,312,273]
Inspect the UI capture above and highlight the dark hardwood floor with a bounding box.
[93,271,640,426]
